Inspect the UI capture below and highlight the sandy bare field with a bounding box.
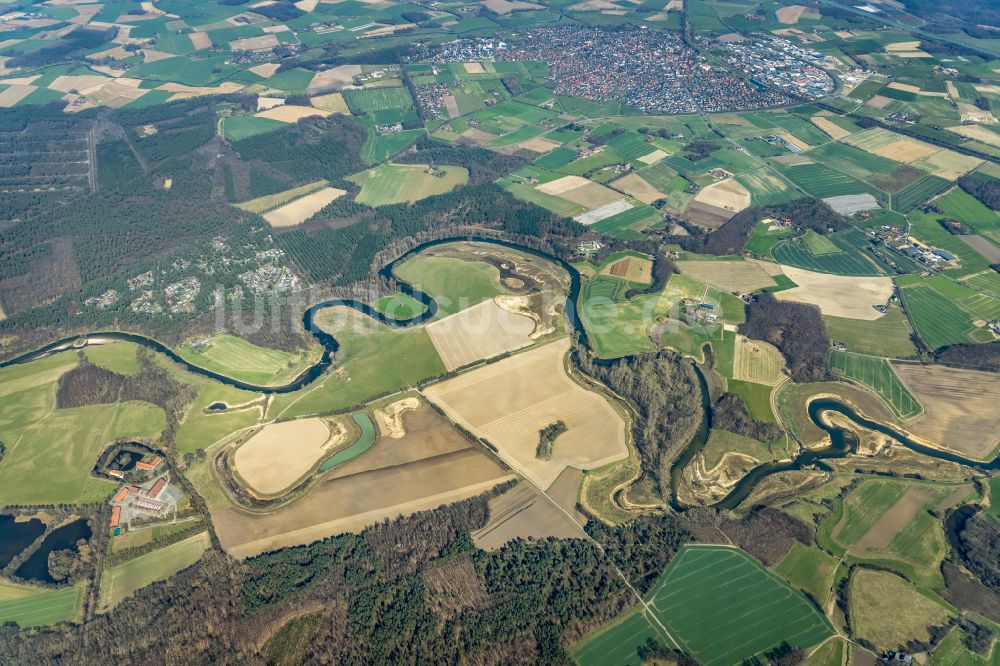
[610,172,663,204]
[854,487,932,551]
[885,41,921,52]
[480,0,543,13]
[886,81,920,94]
[255,104,333,122]
[230,34,279,52]
[775,266,892,319]
[675,259,776,293]
[233,418,335,496]
[249,63,281,78]
[295,0,319,10]
[947,124,1000,149]
[872,138,940,163]
[694,178,751,212]
[866,95,892,109]
[733,335,786,386]
[637,148,667,165]
[472,481,584,550]
[780,132,812,151]
[0,85,35,107]
[263,187,346,227]
[425,299,536,371]
[443,94,459,118]
[601,255,653,284]
[424,338,628,489]
[463,62,485,74]
[310,92,349,114]
[458,128,495,145]
[306,64,362,94]
[537,175,621,209]
[959,235,1000,263]
[49,74,109,92]
[215,406,512,558]
[517,136,561,153]
[891,362,1000,460]
[915,150,982,180]
[776,4,806,24]
[374,397,420,439]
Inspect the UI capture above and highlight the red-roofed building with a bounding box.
[112,487,129,503]
[135,456,162,472]
[109,506,121,529]
[108,469,124,479]
[147,478,167,499]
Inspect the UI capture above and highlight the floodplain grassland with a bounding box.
[373,293,426,319]
[393,254,503,317]
[827,350,922,420]
[267,307,446,420]
[176,333,321,387]
[98,532,211,612]
[83,341,141,376]
[0,580,84,628]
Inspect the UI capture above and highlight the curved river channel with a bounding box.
[1,236,996,508]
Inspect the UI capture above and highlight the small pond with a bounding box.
[0,515,46,569]
[14,518,92,584]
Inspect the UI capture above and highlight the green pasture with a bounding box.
[892,175,950,212]
[343,87,413,114]
[0,353,166,505]
[220,116,285,142]
[822,307,917,358]
[393,254,502,316]
[735,167,798,206]
[374,293,426,319]
[774,542,839,603]
[0,581,83,628]
[782,163,878,199]
[771,236,884,276]
[350,164,467,206]
[571,604,665,666]
[827,350,922,420]
[98,532,211,612]
[176,333,320,387]
[360,129,423,165]
[84,341,141,376]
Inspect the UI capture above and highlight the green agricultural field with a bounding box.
[828,350,922,420]
[360,129,423,165]
[571,604,666,665]
[579,275,658,357]
[645,545,835,664]
[774,542,839,603]
[98,532,211,612]
[0,580,84,628]
[806,142,899,180]
[924,275,1000,322]
[898,280,980,350]
[393,255,502,316]
[220,115,285,141]
[822,307,918,358]
[927,625,1000,666]
[891,175,950,212]
[84,341,141,376]
[727,379,776,422]
[771,237,884,276]
[803,638,847,666]
[0,354,166,505]
[782,163,877,199]
[350,164,468,206]
[374,293,426,319]
[343,87,413,114]
[736,167,798,206]
[801,230,839,255]
[590,204,660,239]
[177,333,321,387]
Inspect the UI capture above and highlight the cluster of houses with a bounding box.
[896,238,957,268]
[107,455,180,536]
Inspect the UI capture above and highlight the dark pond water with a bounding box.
[207,402,226,411]
[14,518,92,584]
[0,515,46,569]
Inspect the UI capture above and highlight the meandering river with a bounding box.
[0,236,994,507]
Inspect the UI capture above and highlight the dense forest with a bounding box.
[740,294,831,382]
[934,341,1000,372]
[712,393,784,443]
[575,348,703,496]
[0,492,704,665]
[957,173,1000,211]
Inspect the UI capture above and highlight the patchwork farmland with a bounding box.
[828,350,922,420]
